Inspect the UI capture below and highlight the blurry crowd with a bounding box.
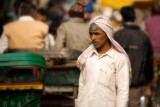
[0,0,96,52]
[0,0,159,53]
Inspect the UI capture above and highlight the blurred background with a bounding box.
[0,0,158,35]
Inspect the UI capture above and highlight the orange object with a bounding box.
[100,0,154,9]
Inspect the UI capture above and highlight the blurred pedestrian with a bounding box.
[144,2,160,59]
[0,1,49,53]
[34,8,48,23]
[84,0,94,21]
[34,8,55,49]
[114,6,154,107]
[54,0,91,52]
[76,15,131,107]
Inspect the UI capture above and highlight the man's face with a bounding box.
[34,13,47,22]
[89,23,109,50]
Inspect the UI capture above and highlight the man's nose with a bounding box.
[91,35,96,41]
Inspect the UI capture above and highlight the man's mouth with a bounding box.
[93,42,98,46]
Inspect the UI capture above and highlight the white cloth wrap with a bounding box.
[77,15,131,76]
[89,15,128,56]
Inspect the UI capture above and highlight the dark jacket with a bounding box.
[114,23,154,87]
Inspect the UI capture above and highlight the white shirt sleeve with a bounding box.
[116,55,130,107]
[44,34,49,49]
[45,33,55,49]
[0,32,8,53]
[48,33,55,46]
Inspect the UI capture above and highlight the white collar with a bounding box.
[18,16,35,21]
[91,46,114,59]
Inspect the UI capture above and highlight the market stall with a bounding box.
[36,48,81,99]
[0,48,81,106]
[0,52,46,107]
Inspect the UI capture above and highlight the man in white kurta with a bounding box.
[76,15,131,107]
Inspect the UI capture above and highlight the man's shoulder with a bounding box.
[34,21,48,27]
[57,21,69,29]
[109,48,127,60]
[5,20,48,27]
[4,20,18,28]
[114,27,125,34]
[28,21,49,31]
[114,49,126,57]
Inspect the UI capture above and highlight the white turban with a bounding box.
[77,15,130,71]
[89,15,127,56]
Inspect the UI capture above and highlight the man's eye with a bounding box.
[94,33,99,35]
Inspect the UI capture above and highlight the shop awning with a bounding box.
[100,0,154,9]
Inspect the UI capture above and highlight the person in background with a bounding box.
[0,1,48,53]
[34,8,55,49]
[75,15,131,107]
[84,0,94,21]
[34,8,48,23]
[114,6,154,107]
[144,2,160,60]
[54,0,91,52]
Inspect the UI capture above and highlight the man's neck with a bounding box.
[97,45,111,55]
